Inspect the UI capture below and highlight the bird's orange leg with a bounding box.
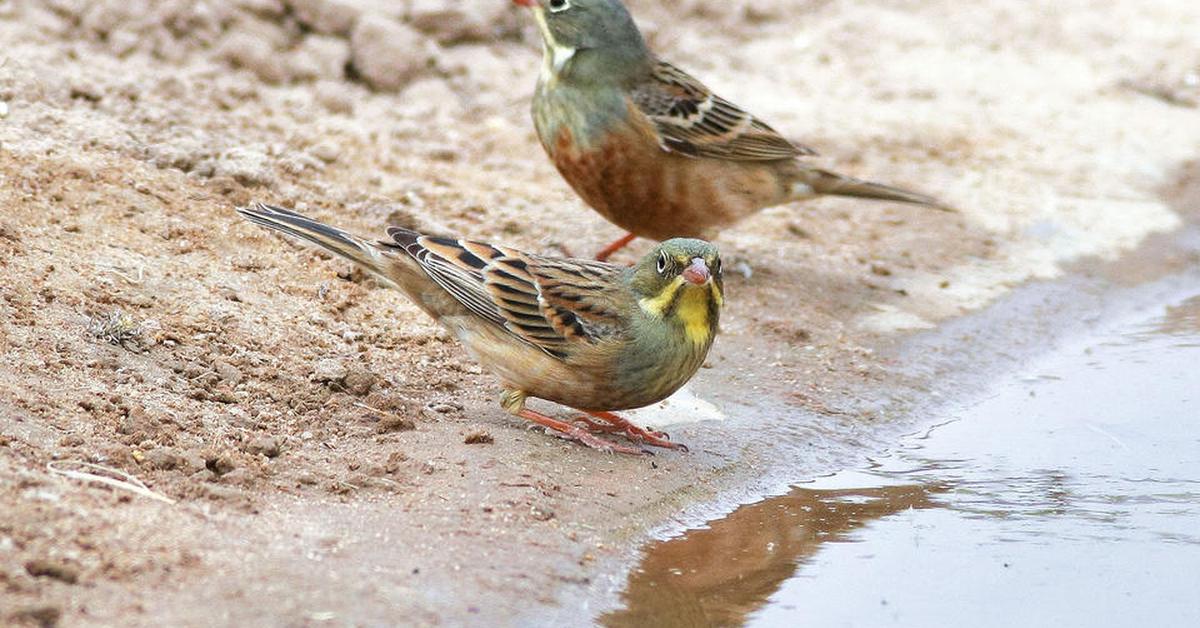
[593,233,637,262]
[572,415,624,434]
[516,408,648,455]
[582,411,688,451]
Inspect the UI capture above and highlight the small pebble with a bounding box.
[0,101,8,119]
[464,430,493,445]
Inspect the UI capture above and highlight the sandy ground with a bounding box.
[1,0,1198,625]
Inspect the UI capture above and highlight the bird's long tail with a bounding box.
[791,167,955,211]
[236,202,395,276]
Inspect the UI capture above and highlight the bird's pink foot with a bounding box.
[577,410,687,451]
[517,409,647,455]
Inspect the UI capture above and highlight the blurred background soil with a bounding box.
[0,0,1197,625]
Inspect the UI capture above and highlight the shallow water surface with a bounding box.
[605,293,1200,627]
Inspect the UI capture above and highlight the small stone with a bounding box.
[25,559,79,584]
[216,30,288,84]
[205,452,237,476]
[0,101,8,119]
[376,414,416,433]
[288,0,364,36]
[246,435,282,458]
[310,140,341,163]
[10,604,62,628]
[183,451,208,473]
[144,448,185,470]
[117,407,154,437]
[213,360,243,385]
[312,358,348,384]
[383,450,408,473]
[220,467,254,486]
[350,15,434,92]
[343,367,377,396]
[58,434,85,447]
[288,34,351,82]
[463,430,493,445]
[208,146,275,187]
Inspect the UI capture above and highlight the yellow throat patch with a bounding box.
[638,278,721,346]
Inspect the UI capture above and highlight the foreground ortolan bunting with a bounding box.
[514,0,951,260]
[237,203,724,454]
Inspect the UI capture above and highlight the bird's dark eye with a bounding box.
[548,0,570,12]
[656,251,668,275]
[712,257,722,275]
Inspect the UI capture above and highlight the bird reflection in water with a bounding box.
[603,481,948,628]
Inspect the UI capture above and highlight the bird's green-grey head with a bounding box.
[513,0,651,85]
[627,239,723,344]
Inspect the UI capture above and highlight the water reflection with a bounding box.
[606,290,1200,627]
[602,482,948,628]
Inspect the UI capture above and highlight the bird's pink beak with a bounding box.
[682,258,710,285]
[512,0,536,7]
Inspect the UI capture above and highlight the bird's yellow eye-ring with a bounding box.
[656,251,668,275]
[548,0,570,12]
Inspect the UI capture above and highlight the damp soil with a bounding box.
[1,1,1199,625]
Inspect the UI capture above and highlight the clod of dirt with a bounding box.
[376,414,416,434]
[463,430,493,445]
[350,14,434,92]
[9,604,61,628]
[24,559,80,584]
[289,35,351,82]
[143,447,185,470]
[308,140,341,163]
[204,453,238,476]
[213,360,244,386]
[116,407,155,437]
[202,146,276,187]
[289,0,364,36]
[245,435,283,458]
[383,451,409,473]
[343,367,378,396]
[219,468,255,487]
[216,30,288,84]
[311,358,349,384]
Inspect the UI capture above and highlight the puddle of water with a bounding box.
[603,292,1200,628]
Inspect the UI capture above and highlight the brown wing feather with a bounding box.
[526,258,628,342]
[630,60,816,161]
[386,228,627,358]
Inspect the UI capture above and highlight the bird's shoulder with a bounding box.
[627,59,816,161]
[388,229,631,359]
